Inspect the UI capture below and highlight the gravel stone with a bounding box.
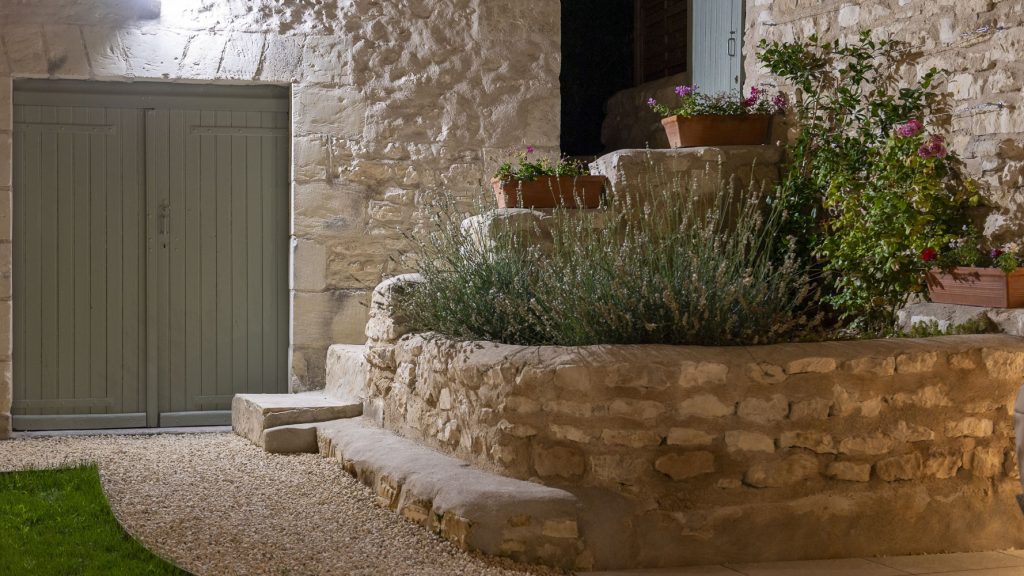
[0,433,560,576]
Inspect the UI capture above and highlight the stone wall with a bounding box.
[0,0,561,430]
[744,0,1024,240]
[601,72,688,152]
[366,325,1024,568]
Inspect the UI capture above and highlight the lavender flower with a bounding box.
[674,85,694,98]
[646,97,657,107]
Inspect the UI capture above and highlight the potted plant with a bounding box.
[924,234,1024,308]
[647,85,786,148]
[491,147,607,209]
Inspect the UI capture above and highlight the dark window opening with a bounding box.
[636,0,688,84]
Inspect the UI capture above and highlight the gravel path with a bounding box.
[0,432,561,576]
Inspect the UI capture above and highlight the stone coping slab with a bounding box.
[231,392,362,447]
[316,417,584,570]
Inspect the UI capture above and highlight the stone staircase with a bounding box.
[230,343,585,571]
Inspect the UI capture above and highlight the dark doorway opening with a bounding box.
[559,0,635,157]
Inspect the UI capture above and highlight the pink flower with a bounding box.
[921,247,938,262]
[743,86,761,108]
[647,97,657,107]
[771,94,787,111]
[674,85,694,98]
[918,135,947,158]
[896,119,924,138]
[525,146,535,154]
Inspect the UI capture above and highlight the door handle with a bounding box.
[158,201,170,239]
[728,37,737,57]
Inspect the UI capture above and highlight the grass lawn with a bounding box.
[0,464,187,575]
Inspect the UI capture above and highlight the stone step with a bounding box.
[231,392,362,449]
[325,344,369,402]
[315,417,584,571]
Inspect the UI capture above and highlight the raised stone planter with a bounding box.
[365,324,1024,568]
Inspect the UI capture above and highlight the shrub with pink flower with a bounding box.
[918,135,947,158]
[896,119,924,138]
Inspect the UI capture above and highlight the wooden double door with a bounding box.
[12,80,290,430]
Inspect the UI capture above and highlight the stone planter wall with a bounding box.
[366,319,1024,567]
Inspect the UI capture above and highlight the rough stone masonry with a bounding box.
[0,0,562,435]
[744,0,1024,242]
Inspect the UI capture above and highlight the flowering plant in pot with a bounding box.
[923,230,1024,308]
[491,147,607,209]
[646,84,786,148]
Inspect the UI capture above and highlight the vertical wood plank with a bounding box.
[106,108,124,415]
[37,107,59,413]
[245,111,264,392]
[121,108,144,416]
[12,105,25,414]
[144,109,159,427]
[184,109,202,412]
[89,107,108,415]
[199,109,218,410]
[230,110,248,400]
[215,110,233,405]
[168,109,186,414]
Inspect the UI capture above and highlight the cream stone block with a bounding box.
[259,34,304,82]
[0,242,10,300]
[0,299,10,360]
[826,461,871,482]
[789,398,831,420]
[80,27,130,79]
[743,454,818,488]
[785,357,837,375]
[0,76,10,131]
[293,85,366,139]
[43,25,90,78]
[607,398,665,422]
[293,238,327,292]
[896,351,940,374]
[121,28,191,79]
[875,453,923,482]
[725,431,776,454]
[292,289,369,347]
[0,133,9,187]
[838,433,896,456]
[0,187,11,242]
[844,356,895,376]
[678,394,733,419]
[666,428,715,448]
[601,429,661,449]
[218,32,264,80]
[779,430,836,454]
[177,32,227,79]
[0,361,10,413]
[738,395,789,424]
[944,417,994,439]
[2,26,47,76]
[300,36,352,85]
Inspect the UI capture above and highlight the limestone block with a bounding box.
[0,134,8,188]
[607,398,665,422]
[218,32,264,80]
[779,430,837,454]
[967,447,1004,478]
[533,445,585,478]
[888,385,952,409]
[725,431,776,454]
[2,26,47,76]
[738,394,789,424]
[601,429,661,449]
[875,453,923,482]
[231,392,362,447]
[666,428,715,448]
[839,433,896,456]
[948,350,979,370]
[0,299,9,360]
[259,34,304,82]
[0,362,9,413]
[294,239,328,292]
[120,28,191,79]
[743,454,819,488]
[678,394,733,419]
[177,32,227,79]
[983,349,1024,380]
[43,25,90,78]
[293,289,369,347]
[0,411,9,439]
[789,398,831,420]
[80,27,130,78]
[678,361,729,386]
[325,344,368,401]
[895,351,940,374]
[461,209,553,255]
[826,461,871,482]
[785,357,836,375]
[925,453,963,479]
[0,76,10,131]
[550,424,591,443]
[367,274,425,343]
[944,417,994,439]
[844,356,895,376]
[654,451,716,481]
[293,85,366,138]
[748,362,786,384]
[890,421,935,443]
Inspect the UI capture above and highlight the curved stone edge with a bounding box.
[316,417,585,571]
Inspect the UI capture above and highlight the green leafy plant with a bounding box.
[758,32,978,332]
[394,166,821,346]
[930,231,1023,273]
[493,146,589,182]
[647,84,786,118]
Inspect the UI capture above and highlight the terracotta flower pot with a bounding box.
[927,267,1024,308]
[660,114,772,148]
[491,175,606,209]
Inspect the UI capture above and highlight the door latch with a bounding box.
[158,200,170,246]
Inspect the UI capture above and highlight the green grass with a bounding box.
[0,465,187,576]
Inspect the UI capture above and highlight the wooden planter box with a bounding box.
[660,114,772,148]
[926,266,1024,308]
[490,175,606,209]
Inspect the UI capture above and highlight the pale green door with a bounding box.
[691,0,744,96]
[12,80,289,431]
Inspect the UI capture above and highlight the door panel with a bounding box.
[692,0,744,95]
[12,80,289,431]
[146,107,289,426]
[12,104,148,430]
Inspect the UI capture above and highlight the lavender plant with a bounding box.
[393,165,821,346]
